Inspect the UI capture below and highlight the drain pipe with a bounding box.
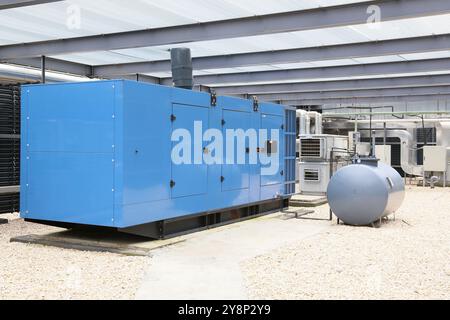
[170,48,193,90]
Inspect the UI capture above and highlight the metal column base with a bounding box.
[0,218,8,225]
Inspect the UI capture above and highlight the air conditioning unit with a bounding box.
[299,135,349,161]
[297,135,349,195]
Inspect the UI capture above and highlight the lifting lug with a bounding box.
[210,91,217,107]
[252,96,259,112]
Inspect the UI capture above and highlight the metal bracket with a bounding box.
[210,91,217,107]
[252,96,259,112]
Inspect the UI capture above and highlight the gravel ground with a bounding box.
[0,187,448,300]
[242,187,450,300]
[0,215,148,300]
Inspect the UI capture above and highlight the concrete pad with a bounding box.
[136,211,332,300]
[10,229,189,257]
[290,194,328,207]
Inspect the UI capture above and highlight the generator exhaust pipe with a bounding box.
[171,48,193,90]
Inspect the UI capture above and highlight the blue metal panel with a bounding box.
[171,103,209,198]
[121,82,172,206]
[23,153,115,226]
[260,113,284,187]
[222,109,251,191]
[26,82,115,153]
[21,81,117,227]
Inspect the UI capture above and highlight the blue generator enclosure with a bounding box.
[20,80,296,238]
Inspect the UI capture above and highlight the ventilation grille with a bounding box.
[304,169,320,182]
[300,138,322,158]
[417,128,437,144]
[0,84,20,214]
[284,109,296,195]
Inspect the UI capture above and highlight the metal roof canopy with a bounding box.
[92,34,450,77]
[1,0,450,60]
[5,33,450,81]
[0,0,450,104]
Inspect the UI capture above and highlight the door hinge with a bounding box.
[281,124,285,130]
[170,180,176,188]
[220,176,225,183]
[210,91,217,107]
[280,170,284,177]
[170,114,177,122]
[252,96,259,112]
[221,119,226,126]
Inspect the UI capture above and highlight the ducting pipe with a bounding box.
[315,113,323,135]
[296,110,308,135]
[305,113,311,135]
[170,48,193,90]
[373,130,423,176]
[437,122,450,184]
[307,111,323,135]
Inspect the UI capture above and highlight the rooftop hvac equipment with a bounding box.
[297,135,349,195]
[20,80,296,239]
[327,158,405,226]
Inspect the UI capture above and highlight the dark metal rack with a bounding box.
[0,84,21,214]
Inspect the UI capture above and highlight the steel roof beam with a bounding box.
[283,94,450,106]
[0,0,62,10]
[4,57,93,77]
[94,34,450,77]
[212,74,450,95]
[258,86,450,101]
[169,58,450,86]
[1,0,450,59]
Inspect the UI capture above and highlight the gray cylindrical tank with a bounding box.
[327,160,405,226]
[170,48,193,90]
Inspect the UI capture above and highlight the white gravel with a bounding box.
[0,187,448,300]
[242,187,450,300]
[0,215,148,300]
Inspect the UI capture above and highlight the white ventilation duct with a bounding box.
[373,130,423,176]
[297,110,324,136]
[307,111,323,135]
[437,122,450,183]
[296,110,308,135]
